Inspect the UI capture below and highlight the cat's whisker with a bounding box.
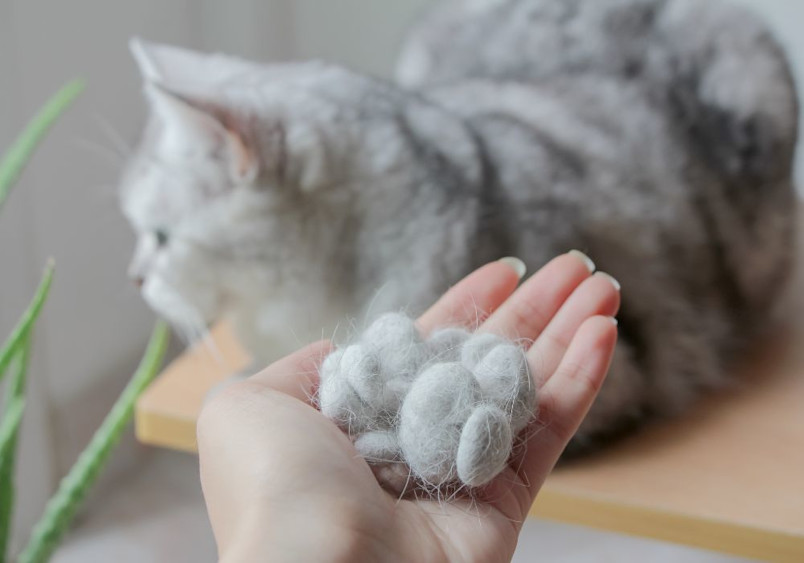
[71,137,125,167]
[172,322,193,347]
[199,326,225,367]
[185,310,225,367]
[287,325,306,350]
[363,281,392,326]
[85,184,116,194]
[93,113,132,158]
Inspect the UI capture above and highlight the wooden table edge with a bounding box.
[530,486,804,562]
[135,402,198,454]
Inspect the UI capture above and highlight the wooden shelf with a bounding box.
[136,280,804,562]
[136,322,250,453]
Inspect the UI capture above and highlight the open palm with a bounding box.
[198,253,620,562]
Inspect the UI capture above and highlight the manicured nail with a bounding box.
[595,272,621,291]
[568,250,595,273]
[499,257,527,279]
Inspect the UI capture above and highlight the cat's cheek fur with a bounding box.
[139,244,223,329]
[141,275,218,326]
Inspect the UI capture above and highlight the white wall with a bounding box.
[1,0,803,551]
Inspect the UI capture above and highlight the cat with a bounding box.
[120,0,798,454]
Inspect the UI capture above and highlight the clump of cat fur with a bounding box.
[318,313,535,491]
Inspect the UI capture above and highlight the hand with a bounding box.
[197,253,620,562]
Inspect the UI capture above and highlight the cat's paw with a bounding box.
[456,404,512,487]
[398,362,480,485]
[472,341,536,434]
[397,334,534,488]
[318,313,424,431]
[318,313,537,492]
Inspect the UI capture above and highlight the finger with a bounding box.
[417,259,524,335]
[527,272,620,382]
[519,316,618,501]
[479,251,595,342]
[245,340,334,404]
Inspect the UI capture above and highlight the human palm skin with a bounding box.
[198,253,620,562]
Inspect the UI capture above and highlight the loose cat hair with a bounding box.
[318,312,536,491]
[120,0,798,454]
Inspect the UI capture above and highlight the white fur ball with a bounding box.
[318,313,537,492]
[398,362,479,485]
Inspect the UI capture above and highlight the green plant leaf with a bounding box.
[0,338,31,563]
[0,398,25,468]
[0,262,54,387]
[18,322,170,563]
[0,80,84,211]
[0,395,26,560]
[0,264,51,563]
[0,78,83,563]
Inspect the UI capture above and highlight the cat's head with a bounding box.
[120,39,272,335]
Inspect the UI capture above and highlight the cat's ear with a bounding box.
[145,83,258,184]
[130,37,161,82]
[129,37,256,89]
[129,37,214,86]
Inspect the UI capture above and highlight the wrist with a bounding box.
[217,502,386,563]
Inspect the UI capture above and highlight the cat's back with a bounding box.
[403,0,796,230]
[392,0,797,451]
[397,0,662,87]
[422,72,684,230]
[397,0,776,89]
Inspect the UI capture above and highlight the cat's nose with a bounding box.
[132,276,145,289]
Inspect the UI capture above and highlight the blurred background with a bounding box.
[0,0,800,560]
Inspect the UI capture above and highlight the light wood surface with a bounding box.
[531,314,804,561]
[135,323,251,453]
[136,273,804,562]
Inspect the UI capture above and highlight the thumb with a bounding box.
[247,340,334,404]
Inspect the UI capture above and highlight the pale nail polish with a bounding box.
[608,316,619,327]
[595,271,621,291]
[499,257,527,279]
[568,250,596,273]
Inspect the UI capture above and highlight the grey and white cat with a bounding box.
[120,0,798,454]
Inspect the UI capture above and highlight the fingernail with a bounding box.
[595,271,621,291]
[499,257,527,279]
[568,250,595,273]
[608,316,619,327]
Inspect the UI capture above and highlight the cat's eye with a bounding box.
[155,229,169,247]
